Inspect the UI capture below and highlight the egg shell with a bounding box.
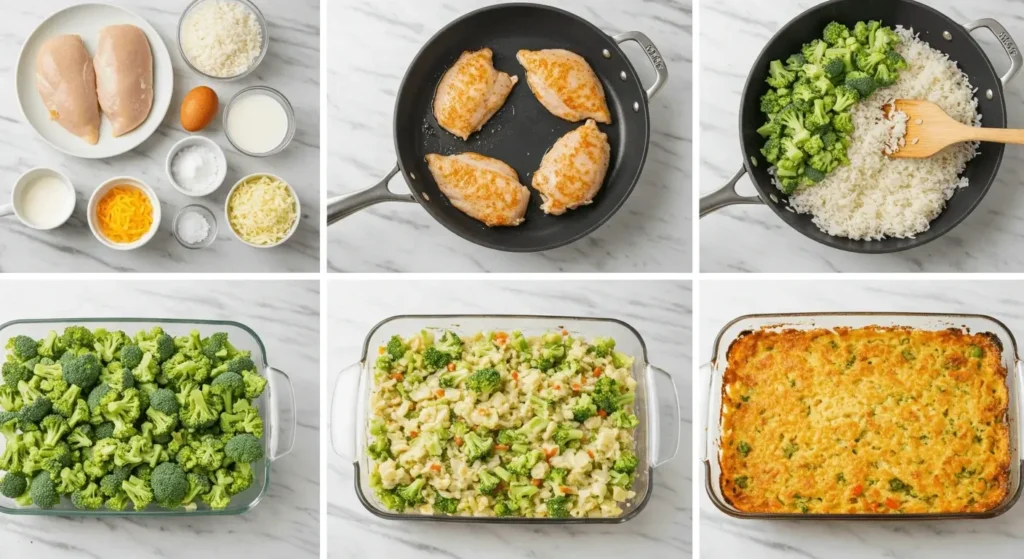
[180,86,219,132]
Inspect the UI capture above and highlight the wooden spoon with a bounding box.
[884,99,1024,158]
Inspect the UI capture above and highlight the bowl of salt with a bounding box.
[166,136,227,197]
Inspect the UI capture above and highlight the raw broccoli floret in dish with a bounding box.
[0,327,268,512]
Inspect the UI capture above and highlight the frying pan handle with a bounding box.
[326,164,415,225]
[965,18,1022,88]
[613,31,668,100]
[699,167,763,217]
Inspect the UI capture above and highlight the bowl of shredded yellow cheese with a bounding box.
[224,173,300,248]
[88,177,161,250]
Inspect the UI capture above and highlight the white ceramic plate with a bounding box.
[16,3,174,159]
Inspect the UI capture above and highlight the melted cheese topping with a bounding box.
[720,326,1009,514]
[96,185,153,243]
[227,175,297,246]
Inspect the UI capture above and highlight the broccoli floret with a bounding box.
[759,90,785,116]
[886,49,908,71]
[462,430,493,463]
[86,384,113,412]
[497,429,527,447]
[823,21,850,46]
[434,494,459,514]
[613,450,639,474]
[121,475,153,510]
[593,376,631,414]
[6,335,38,362]
[210,357,256,379]
[784,52,806,72]
[148,388,179,415]
[609,410,639,429]
[0,472,27,498]
[60,327,94,350]
[385,336,406,361]
[477,469,501,495]
[874,64,896,87]
[63,354,101,389]
[833,85,860,113]
[120,344,143,370]
[806,99,831,130]
[51,384,82,418]
[776,106,811,145]
[546,495,571,518]
[161,352,213,387]
[552,424,583,448]
[435,331,463,357]
[103,388,142,427]
[610,470,632,487]
[36,331,60,359]
[822,56,845,79]
[100,465,132,497]
[145,408,178,437]
[105,490,130,511]
[2,362,30,389]
[132,352,159,384]
[506,449,544,476]
[56,463,87,494]
[139,334,175,364]
[421,347,452,371]
[493,498,515,517]
[182,472,212,506]
[0,385,23,412]
[224,433,263,464]
[20,396,52,423]
[179,388,217,430]
[438,368,469,389]
[211,372,244,414]
[803,135,825,156]
[151,462,188,508]
[28,471,59,508]
[871,26,900,53]
[757,118,781,139]
[760,136,782,165]
[832,112,854,133]
[241,370,267,400]
[546,467,568,486]
[845,71,878,97]
[93,329,128,363]
[853,21,871,44]
[766,59,796,89]
[802,39,828,65]
[99,362,134,393]
[397,477,426,505]
[465,368,501,394]
[71,482,104,510]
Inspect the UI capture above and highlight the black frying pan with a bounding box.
[326,2,668,252]
[700,0,1022,254]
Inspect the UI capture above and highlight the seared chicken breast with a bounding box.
[532,119,610,215]
[517,49,611,124]
[35,35,101,145]
[426,152,530,227]
[95,25,153,137]
[433,48,518,141]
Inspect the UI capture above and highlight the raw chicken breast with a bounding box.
[433,48,518,141]
[35,35,101,145]
[532,119,610,215]
[517,49,611,124]
[425,153,530,227]
[94,25,153,137]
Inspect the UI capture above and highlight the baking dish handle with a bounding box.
[326,164,415,225]
[613,31,668,100]
[700,167,763,217]
[331,361,363,460]
[647,364,680,467]
[700,362,712,463]
[965,18,1022,87]
[267,366,296,461]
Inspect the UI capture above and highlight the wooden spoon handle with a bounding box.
[963,126,1024,145]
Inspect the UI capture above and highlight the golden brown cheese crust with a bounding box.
[720,326,1010,515]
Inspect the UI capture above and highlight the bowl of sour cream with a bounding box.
[1,168,76,230]
[223,86,295,157]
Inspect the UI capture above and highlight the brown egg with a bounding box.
[180,86,219,132]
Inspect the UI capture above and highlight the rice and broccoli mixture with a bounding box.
[368,329,642,518]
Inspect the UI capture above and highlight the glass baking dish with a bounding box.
[332,314,682,523]
[701,312,1024,520]
[0,318,296,516]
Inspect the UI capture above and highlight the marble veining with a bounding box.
[0,280,320,557]
[0,0,320,272]
[326,0,692,272]
[700,280,1024,558]
[327,280,692,558]
[700,0,1024,272]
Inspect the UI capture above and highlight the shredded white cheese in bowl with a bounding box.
[226,174,300,247]
[178,0,267,79]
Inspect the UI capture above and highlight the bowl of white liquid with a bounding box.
[1,168,76,230]
[223,86,295,157]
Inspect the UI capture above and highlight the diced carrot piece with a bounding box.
[392,373,403,382]
[454,437,463,446]
[495,444,509,451]
[430,463,442,472]
[409,430,418,438]
[594,367,603,377]
[531,478,542,487]
[544,447,558,458]
[511,371,519,380]
[560,486,572,494]
[886,497,900,510]
[587,449,595,459]
[553,384,561,390]
[571,383,581,392]
[447,362,456,372]
[378,346,385,355]
[436,389,445,398]
[851,484,863,497]
[598,409,608,418]
[561,329,568,336]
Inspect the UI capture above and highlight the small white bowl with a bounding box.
[224,173,300,248]
[165,136,228,197]
[88,177,161,250]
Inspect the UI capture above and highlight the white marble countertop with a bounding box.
[0,0,320,272]
[326,280,692,558]
[700,0,1024,272]
[0,280,320,557]
[326,0,692,273]
[700,280,1024,558]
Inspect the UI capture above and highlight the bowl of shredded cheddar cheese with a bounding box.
[88,177,161,250]
[224,173,300,248]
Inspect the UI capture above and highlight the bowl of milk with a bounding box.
[1,168,76,230]
[223,86,295,157]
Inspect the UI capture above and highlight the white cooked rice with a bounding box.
[883,106,909,155]
[784,26,981,240]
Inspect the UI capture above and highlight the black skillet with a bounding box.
[326,2,668,252]
[699,0,1022,254]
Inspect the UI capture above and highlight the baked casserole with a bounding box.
[719,326,1010,514]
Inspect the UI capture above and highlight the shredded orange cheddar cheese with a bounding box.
[96,186,153,244]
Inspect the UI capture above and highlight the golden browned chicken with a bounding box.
[517,49,611,124]
[532,119,610,215]
[425,152,530,226]
[94,25,153,137]
[35,34,101,145]
[433,48,518,141]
